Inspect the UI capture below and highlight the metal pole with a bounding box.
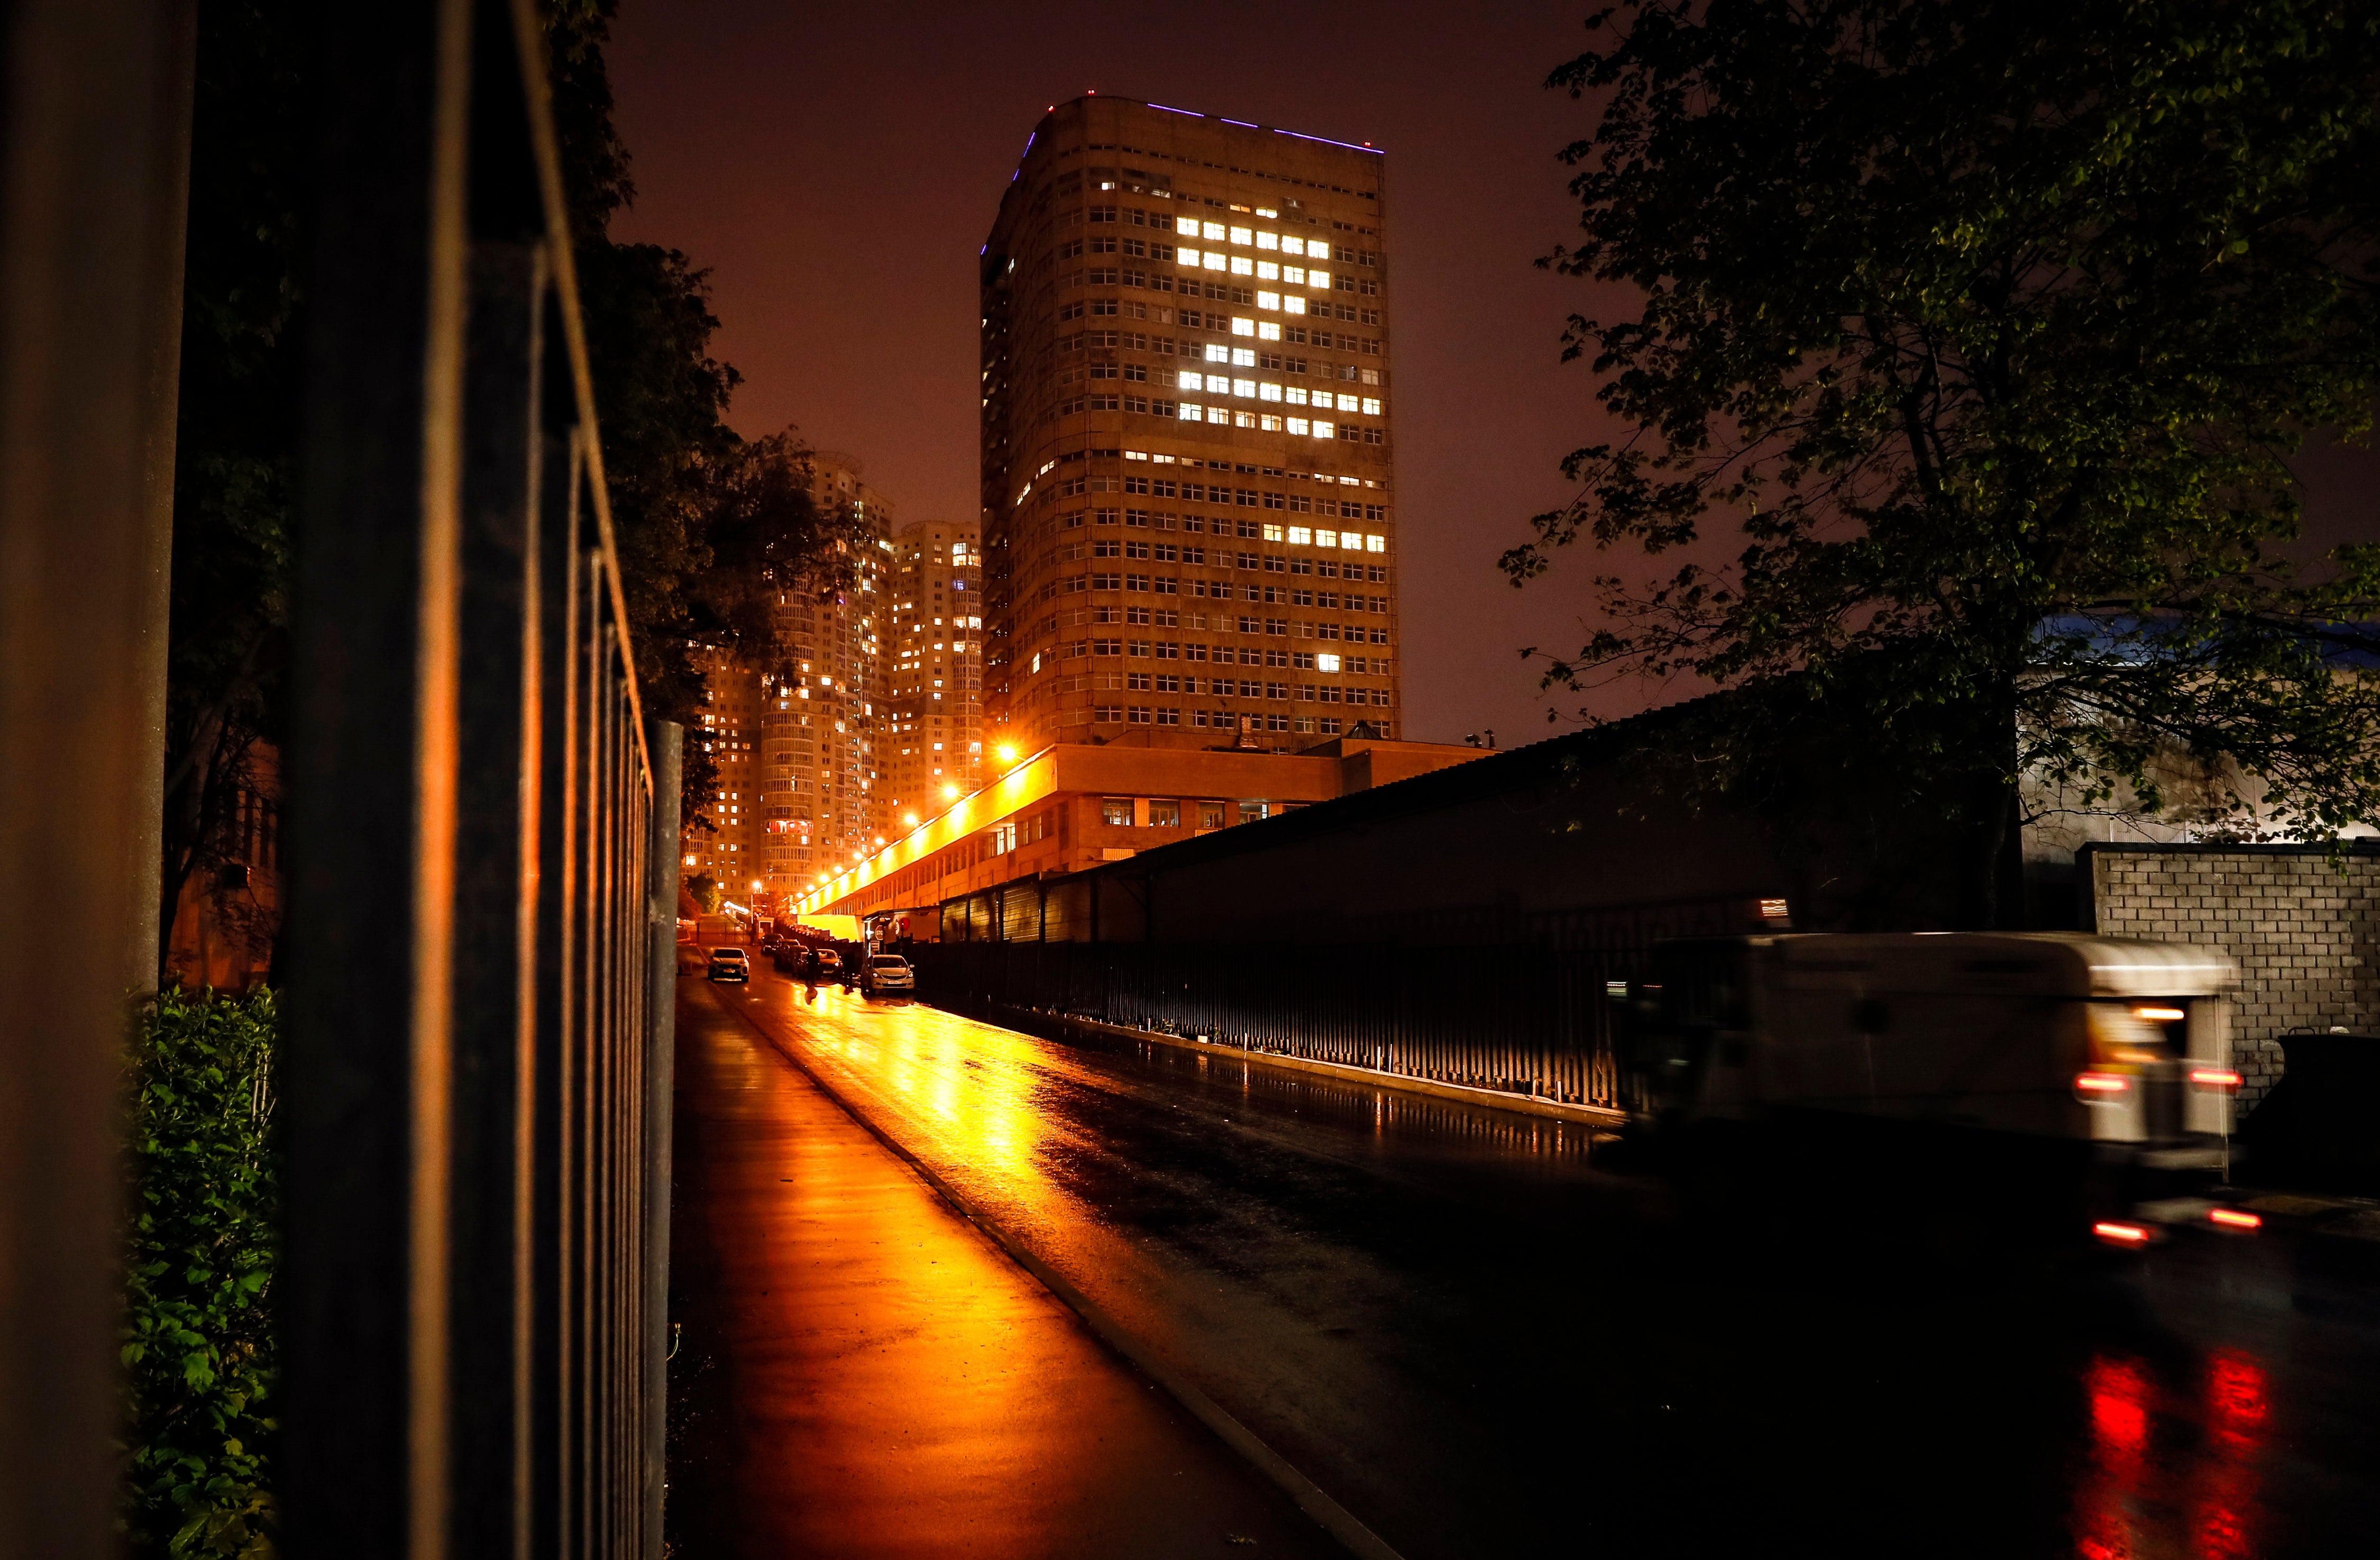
[642,719,681,1558]
[0,1,196,1554]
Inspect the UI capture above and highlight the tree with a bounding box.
[1512,0,2380,924]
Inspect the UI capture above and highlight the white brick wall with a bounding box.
[2089,847,2378,1109]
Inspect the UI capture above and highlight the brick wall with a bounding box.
[2084,844,2380,1110]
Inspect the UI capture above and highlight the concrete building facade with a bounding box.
[883,517,985,828]
[980,96,1399,756]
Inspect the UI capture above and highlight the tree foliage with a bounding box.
[122,989,279,1558]
[1515,0,2380,916]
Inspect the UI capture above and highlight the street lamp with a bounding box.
[996,742,1018,767]
[941,782,960,801]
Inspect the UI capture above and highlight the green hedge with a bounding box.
[123,988,278,1558]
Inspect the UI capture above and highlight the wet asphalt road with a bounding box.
[702,969,2380,1559]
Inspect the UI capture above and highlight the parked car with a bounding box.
[706,947,749,983]
[812,947,841,979]
[862,954,914,994]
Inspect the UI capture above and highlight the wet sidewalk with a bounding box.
[665,977,1341,1559]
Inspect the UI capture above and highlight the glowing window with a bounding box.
[1176,215,1200,235]
[1177,369,1203,390]
[1257,322,1281,341]
[1205,373,1230,393]
[1234,409,1257,428]
[1233,377,1256,397]
[1287,417,1311,435]
[1203,252,1227,271]
[1200,343,1225,363]
[1341,531,1363,551]
[1287,526,1312,545]
[1262,523,1285,542]
[1338,393,1360,412]
[1313,421,1336,440]
[1281,236,1306,257]
[1316,528,1338,548]
[1316,653,1341,672]
[1362,397,1383,415]
[1256,231,1279,250]
[1229,225,1252,245]
[1207,407,1230,425]
[1230,256,1254,276]
[1258,381,1283,402]
[1256,260,1279,281]
[1284,296,1307,316]
[1256,291,1281,312]
[1308,269,1331,289]
[1177,403,1203,421]
[1202,221,1226,241]
[1367,534,1386,552]
[1176,246,1201,267]
[1286,386,1309,405]
[1283,266,1306,286]
[1231,347,1256,367]
[1260,414,1283,431]
[1231,317,1256,337]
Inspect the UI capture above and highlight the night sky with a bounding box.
[604,2,2376,747]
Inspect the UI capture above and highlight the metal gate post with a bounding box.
[642,719,681,1558]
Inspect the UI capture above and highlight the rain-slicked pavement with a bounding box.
[684,967,2380,1560]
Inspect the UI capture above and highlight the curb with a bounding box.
[714,986,1408,1560]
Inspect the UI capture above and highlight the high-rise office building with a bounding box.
[980,96,1399,757]
[883,517,985,827]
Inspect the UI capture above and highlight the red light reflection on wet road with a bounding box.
[2073,1348,2269,1560]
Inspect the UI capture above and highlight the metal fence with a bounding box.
[911,940,1630,1107]
[274,4,678,1558]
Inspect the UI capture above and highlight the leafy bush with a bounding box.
[123,988,278,1558]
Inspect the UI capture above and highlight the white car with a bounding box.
[706,946,749,983]
[862,954,914,993]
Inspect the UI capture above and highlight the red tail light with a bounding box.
[2209,1208,2262,1231]
[2190,1068,2242,1092]
[2075,1072,2131,1100]
[2094,1221,2153,1247]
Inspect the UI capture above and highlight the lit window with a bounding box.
[1258,381,1283,402]
[1308,269,1331,289]
[1206,373,1230,393]
[1288,526,1312,545]
[1204,252,1227,271]
[1207,406,1230,424]
[1284,296,1307,316]
[1287,417,1310,435]
[1313,421,1336,439]
[1173,369,1200,390]
[1341,532,1364,551]
[1230,256,1254,276]
[1284,266,1306,285]
[1316,528,1338,548]
[1286,386,1309,406]
[1256,260,1279,281]
[1258,322,1281,341]
[1234,409,1257,428]
[1229,225,1252,245]
[1176,215,1200,235]
[1362,397,1383,415]
[1205,343,1230,362]
[1256,291,1281,312]
[1281,236,1306,257]
[1260,414,1283,431]
[1176,246,1201,267]
[1367,534,1386,552]
[1178,402,1203,421]
[1232,347,1256,367]
[1316,653,1341,672]
[1233,377,1256,397]
[1231,316,1256,337]
[1338,393,1360,412]
[1202,221,1226,241]
[1263,523,1285,542]
[1256,231,1279,251]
